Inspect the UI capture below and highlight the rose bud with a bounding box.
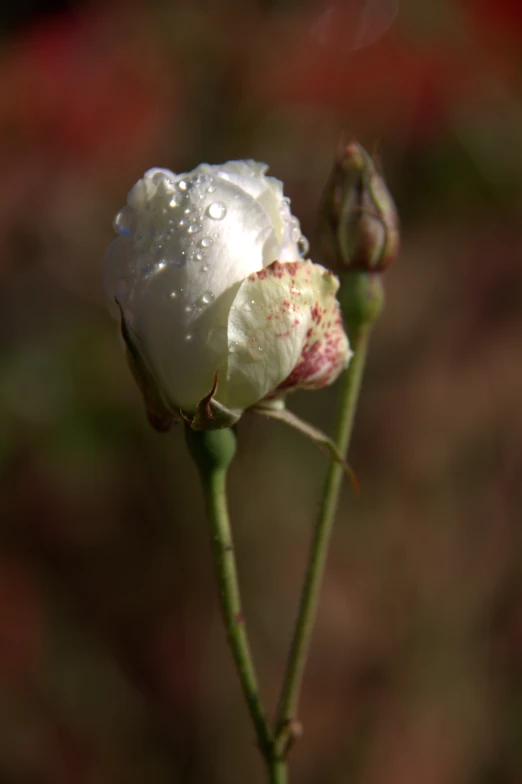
[104,161,351,430]
[319,141,399,273]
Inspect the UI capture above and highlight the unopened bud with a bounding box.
[319,141,399,273]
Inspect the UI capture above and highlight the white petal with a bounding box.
[275,270,352,395]
[226,260,350,411]
[104,163,317,414]
[188,161,307,263]
[105,167,278,410]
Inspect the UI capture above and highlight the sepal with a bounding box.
[190,373,242,431]
[252,402,359,494]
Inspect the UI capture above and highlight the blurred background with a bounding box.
[1,0,522,781]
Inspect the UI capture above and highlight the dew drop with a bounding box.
[202,265,209,272]
[207,202,226,220]
[114,207,133,236]
[195,251,204,261]
[188,222,202,234]
[184,304,194,313]
[291,227,300,243]
[178,179,188,191]
[199,236,213,248]
[185,333,193,341]
[199,291,215,306]
[170,290,178,299]
[169,195,179,208]
[156,260,167,271]
[208,184,216,193]
[298,235,309,256]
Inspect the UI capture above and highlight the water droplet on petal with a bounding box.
[202,265,209,272]
[185,332,194,342]
[170,290,178,299]
[199,291,215,306]
[199,237,213,248]
[207,202,227,220]
[156,260,167,271]
[188,222,202,234]
[291,227,300,243]
[298,236,310,256]
[178,180,188,191]
[114,207,133,236]
[195,251,204,261]
[207,183,216,193]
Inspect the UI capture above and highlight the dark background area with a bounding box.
[0,0,522,781]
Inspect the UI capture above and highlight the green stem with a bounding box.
[186,427,286,781]
[199,452,272,753]
[268,758,289,784]
[273,327,370,753]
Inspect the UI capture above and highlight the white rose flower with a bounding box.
[104,160,351,429]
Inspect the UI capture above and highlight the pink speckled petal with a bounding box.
[225,260,351,411]
[275,273,352,396]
